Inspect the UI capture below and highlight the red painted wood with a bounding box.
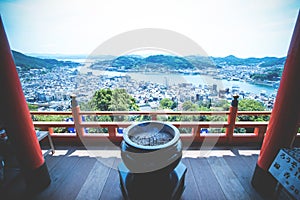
[258,11,300,171]
[0,17,44,169]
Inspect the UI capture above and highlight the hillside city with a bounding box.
[18,55,283,111]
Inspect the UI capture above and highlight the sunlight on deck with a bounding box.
[43,147,260,159]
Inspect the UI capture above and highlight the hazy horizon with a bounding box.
[22,51,287,60]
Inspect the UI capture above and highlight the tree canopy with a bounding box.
[237,99,268,122]
[182,101,199,111]
[159,98,177,110]
[238,99,265,111]
[85,88,139,111]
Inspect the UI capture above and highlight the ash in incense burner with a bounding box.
[129,131,173,146]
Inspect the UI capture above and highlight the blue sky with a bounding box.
[0,0,299,58]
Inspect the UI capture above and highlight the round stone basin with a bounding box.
[121,121,182,173]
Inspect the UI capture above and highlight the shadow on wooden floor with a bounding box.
[1,146,265,200]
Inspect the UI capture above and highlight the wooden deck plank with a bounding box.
[228,147,260,171]
[230,147,260,165]
[99,158,123,200]
[208,156,251,200]
[49,156,96,200]
[34,148,81,199]
[75,157,115,200]
[43,148,71,171]
[223,155,263,200]
[1,146,268,200]
[241,154,259,169]
[189,157,227,199]
[181,158,202,200]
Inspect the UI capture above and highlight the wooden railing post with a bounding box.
[108,126,116,139]
[254,126,267,143]
[193,125,201,141]
[48,127,54,135]
[151,113,157,120]
[226,94,239,144]
[71,94,84,137]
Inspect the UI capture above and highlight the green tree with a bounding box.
[85,88,139,111]
[28,103,38,111]
[109,89,139,111]
[238,99,267,121]
[182,101,198,111]
[212,99,230,111]
[159,98,176,110]
[91,88,113,111]
[180,101,198,122]
[34,115,70,133]
[81,88,139,130]
[197,100,211,109]
[237,98,268,133]
[238,99,265,112]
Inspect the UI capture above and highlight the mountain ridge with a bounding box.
[91,54,286,71]
[12,50,81,71]
[12,50,286,71]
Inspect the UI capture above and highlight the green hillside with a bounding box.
[91,54,286,71]
[12,50,80,71]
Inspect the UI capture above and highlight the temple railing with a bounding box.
[31,96,300,145]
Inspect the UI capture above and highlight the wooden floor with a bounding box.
[2,145,266,200]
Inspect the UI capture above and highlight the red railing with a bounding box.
[31,96,300,145]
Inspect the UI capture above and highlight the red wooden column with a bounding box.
[251,11,300,197]
[225,94,239,144]
[71,94,84,137]
[0,17,50,192]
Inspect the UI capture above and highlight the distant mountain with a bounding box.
[145,55,193,69]
[90,54,286,71]
[91,54,199,71]
[185,55,215,68]
[258,57,286,67]
[27,53,88,59]
[112,56,144,69]
[211,55,286,67]
[12,50,81,71]
[111,55,196,70]
[11,50,286,72]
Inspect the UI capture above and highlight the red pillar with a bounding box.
[251,11,300,197]
[0,17,50,192]
[71,94,84,137]
[225,94,239,144]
